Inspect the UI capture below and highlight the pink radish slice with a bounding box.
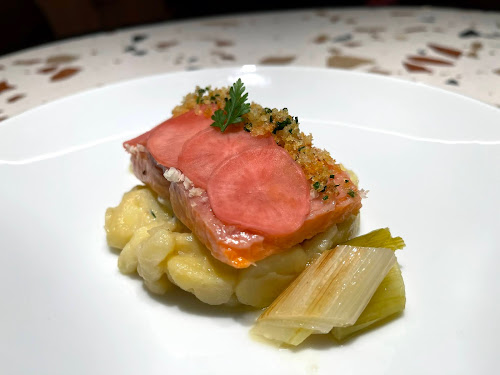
[146,110,213,168]
[123,129,152,148]
[207,146,310,237]
[178,127,275,189]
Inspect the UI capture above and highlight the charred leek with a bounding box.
[252,245,396,345]
[342,227,405,250]
[331,262,406,341]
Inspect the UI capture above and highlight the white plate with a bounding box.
[1,67,499,375]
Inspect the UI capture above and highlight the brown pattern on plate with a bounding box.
[327,55,373,69]
[467,41,483,58]
[494,68,500,75]
[404,26,427,34]
[354,26,386,34]
[330,15,340,23]
[328,47,342,55]
[156,40,178,50]
[0,64,4,70]
[0,116,7,122]
[211,50,235,61]
[50,67,81,81]
[313,34,329,44]
[344,41,362,48]
[7,94,26,103]
[215,39,234,47]
[37,66,58,74]
[46,54,79,65]
[407,56,453,66]
[259,56,296,65]
[0,80,15,94]
[428,43,462,58]
[13,58,42,66]
[368,67,391,75]
[403,62,432,73]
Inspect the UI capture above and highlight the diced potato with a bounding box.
[166,234,237,305]
[144,274,172,295]
[107,186,362,309]
[118,224,157,274]
[235,246,307,308]
[105,186,176,249]
[136,226,176,283]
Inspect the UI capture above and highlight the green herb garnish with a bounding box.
[313,181,320,190]
[298,146,305,152]
[196,88,206,104]
[150,210,157,219]
[273,117,292,134]
[347,189,355,197]
[323,195,329,201]
[243,123,252,132]
[330,174,335,179]
[211,79,250,132]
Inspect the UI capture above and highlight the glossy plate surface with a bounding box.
[1,66,498,375]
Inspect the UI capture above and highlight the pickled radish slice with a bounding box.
[178,127,275,189]
[123,129,152,148]
[147,110,213,167]
[207,146,310,236]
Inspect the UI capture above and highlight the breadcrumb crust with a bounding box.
[171,85,359,200]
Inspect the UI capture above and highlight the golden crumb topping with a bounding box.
[171,85,359,200]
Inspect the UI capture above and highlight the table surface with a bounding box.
[0,6,499,121]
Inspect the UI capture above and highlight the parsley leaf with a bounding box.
[211,78,250,132]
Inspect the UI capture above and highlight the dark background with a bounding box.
[1,0,499,57]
